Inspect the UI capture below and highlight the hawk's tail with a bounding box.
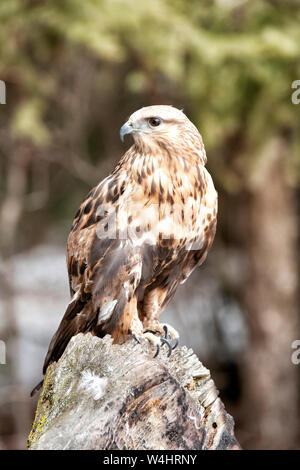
[42,292,88,375]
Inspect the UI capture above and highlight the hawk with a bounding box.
[32,105,217,395]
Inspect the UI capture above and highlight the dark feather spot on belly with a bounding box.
[150,181,156,196]
[120,181,126,195]
[112,193,119,203]
[83,200,92,214]
[167,193,174,205]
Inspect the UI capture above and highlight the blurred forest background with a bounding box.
[0,0,300,450]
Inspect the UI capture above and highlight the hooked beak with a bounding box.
[120,122,134,142]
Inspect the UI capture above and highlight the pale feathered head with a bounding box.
[120,105,206,164]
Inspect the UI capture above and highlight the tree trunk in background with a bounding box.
[240,137,299,449]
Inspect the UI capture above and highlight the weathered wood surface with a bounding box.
[28,333,241,450]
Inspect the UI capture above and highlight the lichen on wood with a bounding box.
[28,333,241,450]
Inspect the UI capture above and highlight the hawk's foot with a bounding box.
[144,331,173,357]
[143,321,179,354]
[130,329,174,357]
[161,324,179,350]
[143,321,179,343]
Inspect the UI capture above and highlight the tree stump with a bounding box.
[28,333,241,450]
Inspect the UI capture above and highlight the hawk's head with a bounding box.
[120,105,206,164]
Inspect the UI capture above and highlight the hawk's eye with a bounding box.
[148,117,161,128]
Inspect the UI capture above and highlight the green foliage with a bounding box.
[12,98,50,145]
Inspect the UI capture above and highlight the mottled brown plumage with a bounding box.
[43,105,218,375]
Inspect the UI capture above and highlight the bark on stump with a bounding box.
[28,333,241,450]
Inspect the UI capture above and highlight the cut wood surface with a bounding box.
[28,333,241,450]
